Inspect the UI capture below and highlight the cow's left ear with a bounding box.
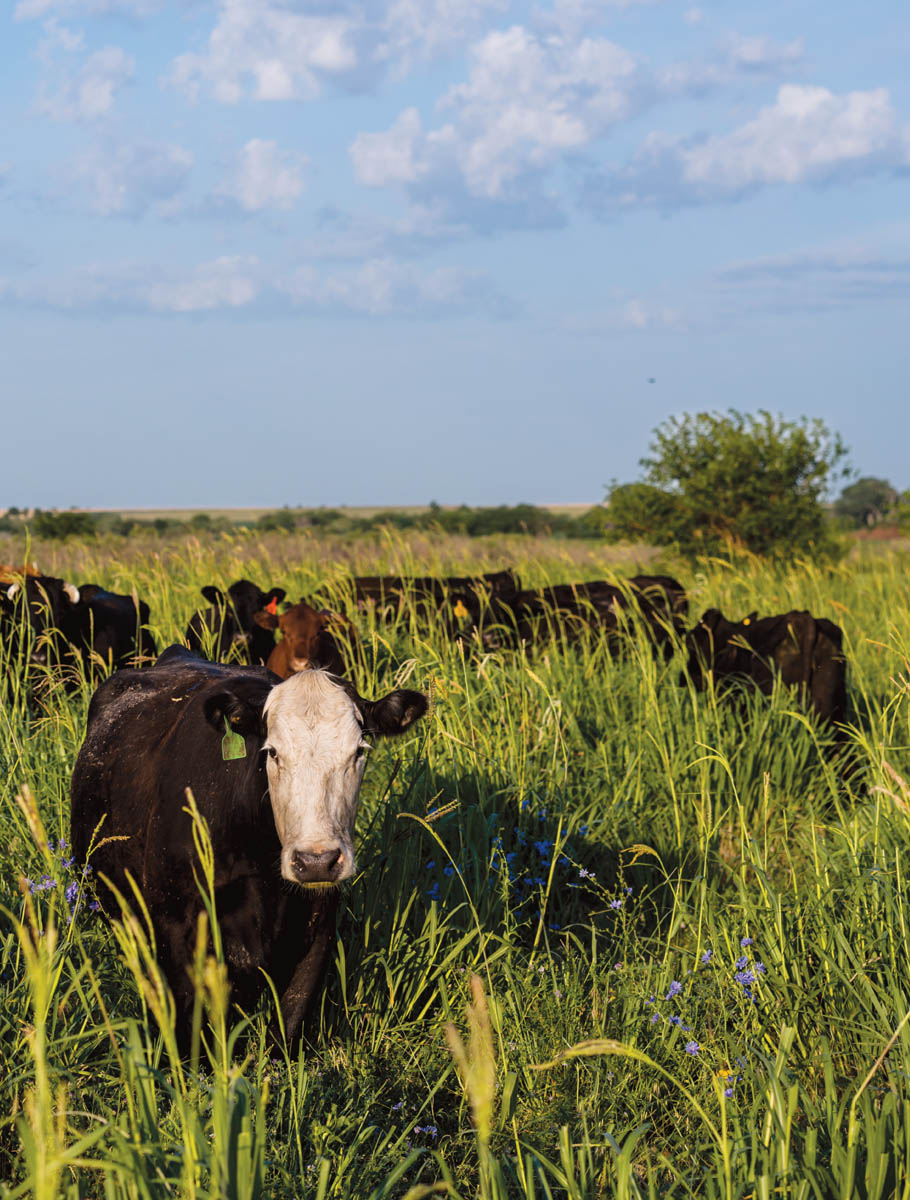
[203,691,266,739]
[263,587,286,606]
[361,689,429,737]
[78,583,104,604]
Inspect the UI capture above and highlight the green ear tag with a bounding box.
[222,717,247,761]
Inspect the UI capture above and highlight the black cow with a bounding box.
[350,570,519,631]
[683,608,847,727]
[78,584,157,671]
[185,580,286,665]
[475,574,688,657]
[0,573,86,676]
[70,646,428,1047]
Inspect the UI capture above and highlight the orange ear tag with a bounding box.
[266,598,279,615]
[453,600,469,620]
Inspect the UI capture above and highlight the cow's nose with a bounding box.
[291,847,344,884]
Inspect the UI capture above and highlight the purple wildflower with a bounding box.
[685,1041,699,1056]
[740,937,753,948]
[701,950,712,964]
[666,980,682,999]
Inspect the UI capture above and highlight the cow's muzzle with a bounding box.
[289,846,348,886]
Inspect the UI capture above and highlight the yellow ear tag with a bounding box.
[222,717,247,761]
[743,617,751,626]
[453,600,469,620]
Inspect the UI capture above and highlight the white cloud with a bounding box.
[169,0,359,103]
[0,254,514,318]
[684,85,908,190]
[353,26,640,199]
[565,297,686,334]
[585,84,910,212]
[71,140,193,216]
[351,107,427,187]
[145,256,261,312]
[378,0,511,73]
[35,20,134,121]
[213,139,309,211]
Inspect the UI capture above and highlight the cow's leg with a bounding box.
[275,891,339,1047]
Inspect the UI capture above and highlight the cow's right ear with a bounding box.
[202,586,224,605]
[263,587,286,606]
[361,689,429,737]
[253,610,279,631]
[203,691,265,739]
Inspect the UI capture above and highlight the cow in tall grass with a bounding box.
[470,574,688,658]
[682,608,847,728]
[70,645,428,1047]
[253,599,354,679]
[185,580,286,664]
[350,570,519,631]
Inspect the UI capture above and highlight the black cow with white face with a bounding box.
[683,608,847,727]
[185,580,287,664]
[69,645,428,1047]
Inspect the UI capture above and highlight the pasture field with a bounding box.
[2,528,910,1199]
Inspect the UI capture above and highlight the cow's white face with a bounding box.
[262,670,368,886]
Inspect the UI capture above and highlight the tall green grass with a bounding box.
[1,531,910,1197]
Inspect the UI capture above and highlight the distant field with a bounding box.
[1,531,910,1196]
[82,503,598,521]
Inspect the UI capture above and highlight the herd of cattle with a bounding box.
[2,561,849,1047]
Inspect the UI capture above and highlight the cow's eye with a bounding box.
[265,746,279,763]
[355,744,367,760]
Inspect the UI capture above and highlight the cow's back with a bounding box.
[70,651,275,904]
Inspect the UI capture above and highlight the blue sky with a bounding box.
[2,0,908,507]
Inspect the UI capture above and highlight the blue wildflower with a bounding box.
[740,937,753,948]
[650,1012,659,1024]
[735,969,755,987]
[89,900,101,912]
[734,955,748,970]
[666,980,682,999]
[426,860,435,871]
[685,1041,699,1056]
[62,857,75,869]
[724,1087,734,1098]
[391,1101,404,1112]
[701,949,712,964]
[754,961,766,974]
[443,865,455,877]
[426,882,440,901]
[609,898,623,910]
[668,1015,683,1027]
[65,881,78,904]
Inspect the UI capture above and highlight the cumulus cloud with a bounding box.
[584,84,910,212]
[169,0,360,103]
[70,140,193,216]
[353,26,640,201]
[212,139,309,212]
[35,20,135,121]
[0,254,514,318]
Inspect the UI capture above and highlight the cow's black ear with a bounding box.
[79,583,104,604]
[253,609,279,631]
[202,585,224,605]
[362,689,429,737]
[264,587,286,606]
[699,608,723,630]
[203,691,265,738]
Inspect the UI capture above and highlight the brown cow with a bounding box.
[0,563,40,583]
[254,600,354,679]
